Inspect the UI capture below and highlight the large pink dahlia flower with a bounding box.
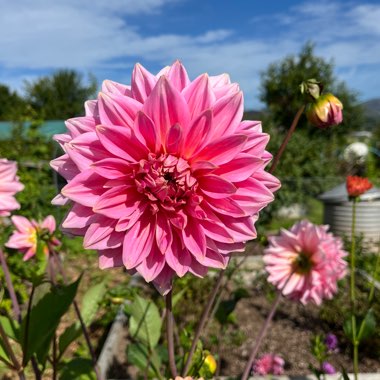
[51,61,280,294]
[0,158,24,217]
[6,215,60,260]
[264,220,347,305]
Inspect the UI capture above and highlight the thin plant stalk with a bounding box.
[241,272,294,380]
[241,290,282,380]
[52,252,103,380]
[269,105,305,174]
[368,239,380,304]
[182,270,224,376]
[0,320,25,379]
[349,198,358,380]
[165,289,177,378]
[0,249,21,322]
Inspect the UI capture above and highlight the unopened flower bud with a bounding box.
[204,354,217,375]
[306,93,343,129]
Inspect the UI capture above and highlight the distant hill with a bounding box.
[361,98,380,126]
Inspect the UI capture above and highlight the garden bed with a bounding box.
[101,250,380,378]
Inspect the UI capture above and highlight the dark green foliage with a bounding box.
[24,69,97,120]
[0,85,27,121]
[260,42,364,134]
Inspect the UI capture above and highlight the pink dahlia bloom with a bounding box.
[51,61,280,294]
[264,220,347,305]
[253,353,285,376]
[0,158,24,217]
[6,215,60,260]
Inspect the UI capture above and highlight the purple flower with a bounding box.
[325,333,338,352]
[322,361,336,375]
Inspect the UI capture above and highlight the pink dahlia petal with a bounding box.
[96,124,148,162]
[98,92,141,127]
[182,74,215,119]
[211,91,243,137]
[264,220,348,305]
[134,111,160,153]
[131,63,158,103]
[167,60,190,92]
[193,134,248,165]
[182,110,213,159]
[143,76,190,142]
[102,79,132,97]
[51,62,280,293]
[0,159,24,216]
[122,212,156,269]
[99,248,123,269]
[41,215,56,232]
[137,242,166,282]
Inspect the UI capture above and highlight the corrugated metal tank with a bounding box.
[319,184,380,244]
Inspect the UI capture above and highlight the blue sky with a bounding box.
[1,0,380,109]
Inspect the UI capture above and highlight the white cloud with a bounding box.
[0,0,379,109]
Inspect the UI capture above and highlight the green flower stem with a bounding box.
[182,269,224,376]
[0,249,21,322]
[0,319,25,379]
[241,272,294,380]
[349,198,358,380]
[165,288,177,378]
[368,240,380,304]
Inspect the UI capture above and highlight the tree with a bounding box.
[260,42,364,134]
[24,70,97,120]
[0,84,27,121]
[258,43,366,223]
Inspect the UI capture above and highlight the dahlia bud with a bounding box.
[203,354,217,375]
[306,93,343,129]
[299,78,322,100]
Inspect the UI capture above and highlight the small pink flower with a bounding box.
[253,353,285,376]
[264,220,348,305]
[51,61,280,294]
[6,215,60,260]
[0,158,24,217]
[306,93,343,129]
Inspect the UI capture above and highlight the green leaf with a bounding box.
[58,323,81,358]
[357,309,377,342]
[127,343,161,378]
[172,287,187,308]
[341,366,350,380]
[0,316,19,342]
[80,281,106,326]
[129,295,162,349]
[0,337,11,364]
[59,358,96,380]
[343,316,354,341]
[21,276,81,366]
[127,343,149,370]
[58,281,106,358]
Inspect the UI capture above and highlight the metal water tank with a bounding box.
[319,183,380,244]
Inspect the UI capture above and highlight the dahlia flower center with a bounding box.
[293,252,313,274]
[134,154,198,212]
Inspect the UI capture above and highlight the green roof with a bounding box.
[0,120,66,139]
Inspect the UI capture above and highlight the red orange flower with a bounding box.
[346,176,372,198]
